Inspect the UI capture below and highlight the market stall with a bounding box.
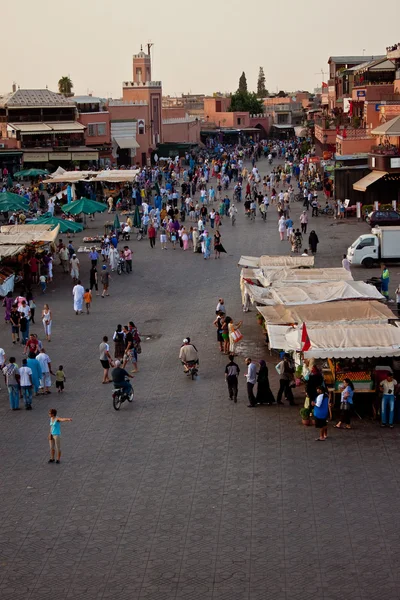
[238,255,314,268]
[257,300,395,326]
[253,267,353,287]
[244,280,384,306]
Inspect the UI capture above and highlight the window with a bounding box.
[87,123,106,137]
[237,117,241,125]
[357,237,375,249]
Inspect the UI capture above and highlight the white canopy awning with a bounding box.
[113,136,140,149]
[258,300,395,325]
[267,323,400,358]
[245,280,384,306]
[0,224,59,243]
[254,267,353,287]
[353,170,387,192]
[95,169,140,182]
[238,255,314,268]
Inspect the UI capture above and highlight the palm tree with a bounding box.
[58,76,73,96]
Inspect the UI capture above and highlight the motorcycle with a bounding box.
[184,361,199,380]
[136,227,146,241]
[112,384,134,410]
[117,258,127,275]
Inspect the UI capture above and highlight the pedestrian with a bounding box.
[278,216,286,241]
[101,266,110,297]
[99,335,113,383]
[245,357,257,408]
[276,353,296,406]
[10,304,20,344]
[83,288,92,314]
[159,224,168,250]
[55,365,66,393]
[203,230,212,259]
[26,290,36,323]
[89,247,98,267]
[2,357,20,410]
[308,230,319,254]
[396,283,400,316]
[214,313,225,353]
[256,360,275,405]
[225,353,240,403]
[381,264,390,301]
[3,291,13,323]
[42,303,52,341]
[311,198,319,217]
[113,324,125,360]
[88,266,98,298]
[27,351,42,395]
[335,378,355,430]
[214,229,226,259]
[70,253,80,281]
[39,273,47,294]
[216,298,226,315]
[48,408,72,464]
[72,279,85,314]
[123,246,132,272]
[109,245,119,271]
[285,217,293,240]
[342,254,351,272]
[19,358,33,409]
[36,348,54,394]
[300,210,308,234]
[313,385,329,441]
[380,374,397,428]
[148,223,156,248]
[19,312,29,345]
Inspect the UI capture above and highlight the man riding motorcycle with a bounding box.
[179,338,199,373]
[111,360,134,395]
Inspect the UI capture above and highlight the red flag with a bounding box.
[301,323,311,352]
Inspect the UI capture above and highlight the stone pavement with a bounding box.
[1,158,400,600]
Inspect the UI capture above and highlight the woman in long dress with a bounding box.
[113,324,125,360]
[203,232,212,259]
[3,291,13,323]
[256,360,275,405]
[42,303,52,342]
[214,229,226,259]
[109,246,119,271]
[226,316,243,355]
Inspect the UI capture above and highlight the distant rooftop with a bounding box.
[0,89,76,108]
[328,55,384,65]
[73,95,104,104]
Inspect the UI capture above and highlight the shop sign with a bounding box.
[390,157,400,168]
[49,152,71,160]
[71,152,98,161]
[356,90,366,98]
[23,152,48,162]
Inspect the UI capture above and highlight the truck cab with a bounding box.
[347,233,379,268]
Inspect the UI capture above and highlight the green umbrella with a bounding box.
[62,197,107,216]
[33,216,84,234]
[14,168,49,178]
[113,213,121,231]
[133,205,141,228]
[0,192,30,212]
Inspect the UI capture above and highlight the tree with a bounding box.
[257,67,268,98]
[229,91,264,114]
[277,90,287,98]
[58,76,73,96]
[238,72,247,93]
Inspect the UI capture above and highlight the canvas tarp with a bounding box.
[95,169,140,182]
[254,267,353,287]
[258,300,395,325]
[43,171,97,183]
[0,224,59,244]
[0,244,26,259]
[238,255,314,268]
[245,280,384,306]
[267,323,400,358]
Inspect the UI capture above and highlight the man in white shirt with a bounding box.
[245,357,257,407]
[18,300,31,319]
[19,358,33,409]
[36,348,53,394]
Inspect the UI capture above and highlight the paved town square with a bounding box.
[1,155,400,600]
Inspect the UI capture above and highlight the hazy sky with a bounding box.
[2,0,400,99]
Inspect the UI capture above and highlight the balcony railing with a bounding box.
[370,144,400,156]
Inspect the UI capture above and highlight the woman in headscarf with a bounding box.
[256,360,275,405]
[109,245,119,271]
[308,230,319,254]
[113,324,125,360]
[203,231,212,260]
